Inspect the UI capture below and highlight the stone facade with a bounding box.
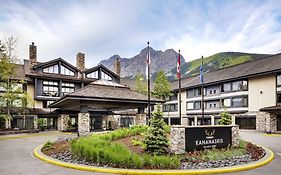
[231,125,239,147]
[33,115,38,130]
[57,114,69,131]
[135,114,146,125]
[78,112,90,136]
[76,52,85,71]
[170,127,186,154]
[265,112,277,133]
[102,115,120,130]
[171,125,239,154]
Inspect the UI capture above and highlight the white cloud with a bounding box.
[1,0,281,66]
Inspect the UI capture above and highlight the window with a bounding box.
[222,98,231,107]
[214,103,217,108]
[194,88,201,96]
[187,89,193,98]
[209,90,212,94]
[61,65,74,76]
[61,82,75,95]
[278,75,281,86]
[209,104,212,108]
[214,90,217,94]
[163,104,178,112]
[194,101,201,109]
[101,71,112,81]
[86,71,98,79]
[42,80,59,97]
[187,102,194,110]
[222,83,231,92]
[232,97,248,107]
[43,65,59,74]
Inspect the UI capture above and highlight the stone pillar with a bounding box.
[231,115,236,125]
[211,115,215,125]
[135,114,146,125]
[170,127,185,154]
[266,113,277,133]
[78,112,90,136]
[5,118,11,129]
[58,114,69,131]
[194,116,198,126]
[33,115,38,130]
[231,125,239,147]
[256,112,266,132]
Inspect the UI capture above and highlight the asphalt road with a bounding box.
[0,131,280,175]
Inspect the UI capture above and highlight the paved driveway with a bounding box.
[0,131,280,175]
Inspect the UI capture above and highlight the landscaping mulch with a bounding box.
[42,136,266,170]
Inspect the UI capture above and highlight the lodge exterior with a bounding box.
[0,43,161,134]
[163,53,281,133]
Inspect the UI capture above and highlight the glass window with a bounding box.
[61,65,74,76]
[278,75,281,86]
[62,82,75,95]
[222,98,231,107]
[187,102,194,110]
[232,97,242,107]
[222,83,231,92]
[194,88,201,96]
[101,71,112,81]
[163,104,178,112]
[232,81,243,91]
[194,101,201,109]
[43,64,59,74]
[187,89,193,98]
[214,90,217,94]
[42,80,59,97]
[242,80,248,90]
[214,103,217,108]
[86,71,98,79]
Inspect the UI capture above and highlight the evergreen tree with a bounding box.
[143,104,169,155]
[134,73,147,94]
[153,70,172,100]
[218,110,232,125]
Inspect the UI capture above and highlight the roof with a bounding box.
[83,64,120,80]
[34,57,79,72]
[260,105,281,112]
[173,53,281,90]
[49,80,163,109]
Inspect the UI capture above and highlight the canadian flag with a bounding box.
[177,51,180,79]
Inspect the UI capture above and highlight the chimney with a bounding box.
[114,57,121,76]
[76,52,85,71]
[29,42,37,70]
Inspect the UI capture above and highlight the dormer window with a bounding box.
[61,65,74,76]
[86,71,98,79]
[101,71,112,81]
[43,65,59,74]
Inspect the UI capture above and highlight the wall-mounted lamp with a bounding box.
[260,91,263,94]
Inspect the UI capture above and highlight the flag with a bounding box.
[200,56,204,84]
[177,51,180,79]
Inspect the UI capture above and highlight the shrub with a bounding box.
[70,125,180,169]
[143,104,169,155]
[218,110,232,125]
[42,140,54,150]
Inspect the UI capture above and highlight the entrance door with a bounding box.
[90,116,102,130]
[278,115,281,131]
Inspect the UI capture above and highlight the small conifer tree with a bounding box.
[143,104,169,155]
[218,110,232,125]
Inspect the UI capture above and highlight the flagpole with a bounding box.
[147,41,151,123]
[178,50,182,125]
[201,56,205,125]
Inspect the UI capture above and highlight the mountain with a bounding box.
[166,52,269,80]
[99,47,185,78]
[100,47,269,80]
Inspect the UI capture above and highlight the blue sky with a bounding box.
[1,0,281,67]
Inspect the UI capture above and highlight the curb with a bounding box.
[264,134,281,137]
[0,131,73,140]
[34,145,274,175]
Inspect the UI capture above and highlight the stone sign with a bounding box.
[185,127,231,151]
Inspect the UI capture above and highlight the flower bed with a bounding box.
[42,125,265,170]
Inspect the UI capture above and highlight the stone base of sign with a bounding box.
[171,125,239,154]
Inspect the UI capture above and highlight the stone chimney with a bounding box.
[76,52,85,71]
[29,42,37,70]
[114,57,121,76]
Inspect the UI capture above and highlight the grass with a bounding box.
[71,125,180,169]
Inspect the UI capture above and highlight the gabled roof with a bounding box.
[33,57,79,72]
[83,64,120,80]
[173,53,281,90]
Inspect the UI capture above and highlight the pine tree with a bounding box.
[153,70,172,100]
[218,110,232,125]
[143,104,169,155]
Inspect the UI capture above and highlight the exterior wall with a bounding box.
[102,115,120,130]
[78,113,90,136]
[57,114,69,131]
[180,91,187,114]
[248,74,276,111]
[135,114,146,125]
[27,84,43,108]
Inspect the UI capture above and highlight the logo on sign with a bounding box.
[205,129,215,139]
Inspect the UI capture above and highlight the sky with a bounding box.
[1,0,281,67]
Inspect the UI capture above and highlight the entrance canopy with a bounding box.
[49,80,162,112]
